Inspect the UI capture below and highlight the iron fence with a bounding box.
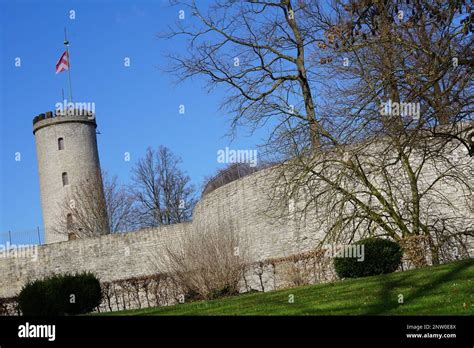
[0,227,44,247]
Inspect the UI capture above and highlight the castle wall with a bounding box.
[0,223,191,298]
[1,138,473,299]
[0,166,303,298]
[192,168,314,260]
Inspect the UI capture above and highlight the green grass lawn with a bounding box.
[99,258,474,316]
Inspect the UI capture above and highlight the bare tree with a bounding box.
[103,172,139,233]
[164,0,335,149]
[53,170,110,239]
[131,146,196,227]
[53,171,140,238]
[310,0,473,146]
[165,0,473,265]
[267,0,474,264]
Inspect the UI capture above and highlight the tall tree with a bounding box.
[165,0,334,149]
[268,0,474,263]
[165,0,473,264]
[131,146,196,227]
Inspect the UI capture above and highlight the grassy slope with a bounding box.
[100,258,474,316]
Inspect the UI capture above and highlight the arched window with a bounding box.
[58,137,64,150]
[62,172,69,186]
[66,213,73,230]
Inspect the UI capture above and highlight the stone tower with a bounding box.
[33,109,109,244]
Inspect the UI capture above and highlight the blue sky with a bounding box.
[0,0,269,239]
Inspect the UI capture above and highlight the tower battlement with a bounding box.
[33,110,96,134]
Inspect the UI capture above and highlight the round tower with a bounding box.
[33,110,109,244]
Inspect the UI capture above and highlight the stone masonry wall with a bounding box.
[1,139,473,299]
[0,223,190,298]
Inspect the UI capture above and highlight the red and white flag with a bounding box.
[55,51,69,74]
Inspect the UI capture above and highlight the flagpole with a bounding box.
[64,28,73,103]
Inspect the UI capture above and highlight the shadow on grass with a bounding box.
[362,259,473,315]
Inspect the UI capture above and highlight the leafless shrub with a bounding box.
[101,282,114,312]
[159,222,248,300]
[271,248,335,288]
[278,261,313,288]
[251,261,269,292]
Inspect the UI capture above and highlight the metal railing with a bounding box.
[0,227,44,246]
